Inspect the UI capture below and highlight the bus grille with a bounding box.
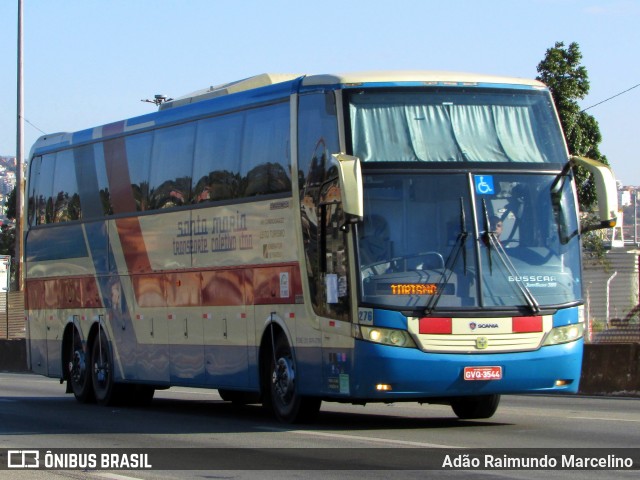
[416,332,544,353]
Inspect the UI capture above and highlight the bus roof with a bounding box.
[160,71,546,110]
[160,73,302,110]
[30,71,547,157]
[301,71,546,88]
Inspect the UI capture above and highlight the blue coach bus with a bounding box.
[25,71,617,422]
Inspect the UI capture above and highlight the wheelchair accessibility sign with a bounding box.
[474,175,495,195]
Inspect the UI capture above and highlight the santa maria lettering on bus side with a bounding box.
[173,212,252,255]
[169,202,291,260]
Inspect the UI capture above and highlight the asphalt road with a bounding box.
[0,372,638,479]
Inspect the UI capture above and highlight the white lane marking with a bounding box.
[569,415,640,423]
[93,473,145,480]
[257,426,456,448]
[157,387,221,397]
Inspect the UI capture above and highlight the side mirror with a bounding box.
[571,156,618,232]
[331,153,363,221]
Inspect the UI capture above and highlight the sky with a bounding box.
[1,0,639,183]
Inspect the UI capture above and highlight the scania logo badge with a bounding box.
[476,336,488,350]
[469,322,477,330]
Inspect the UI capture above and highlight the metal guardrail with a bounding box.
[588,303,640,344]
[0,291,25,340]
[589,325,640,343]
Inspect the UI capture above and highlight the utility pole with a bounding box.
[14,0,24,291]
[634,189,638,246]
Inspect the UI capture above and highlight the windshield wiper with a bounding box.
[481,199,540,314]
[425,198,468,314]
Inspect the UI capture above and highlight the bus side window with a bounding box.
[242,102,291,197]
[52,149,81,222]
[124,132,153,212]
[192,114,243,203]
[27,156,42,226]
[34,154,55,225]
[149,123,195,209]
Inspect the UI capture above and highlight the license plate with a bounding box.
[463,366,502,381]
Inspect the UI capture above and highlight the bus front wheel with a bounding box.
[264,334,321,423]
[450,394,500,419]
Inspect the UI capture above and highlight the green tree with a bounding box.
[536,41,608,209]
[5,187,16,220]
[0,187,16,258]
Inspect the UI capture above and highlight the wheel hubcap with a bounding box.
[69,350,86,383]
[94,358,109,384]
[272,356,295,402]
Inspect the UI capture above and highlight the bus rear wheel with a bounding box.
[68,328,94,403]
[450,394,500,419]
[265,334,321,423]
[91,329,120,406]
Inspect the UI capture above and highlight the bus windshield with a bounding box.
[349,88,566,164]
[356,171,581,311]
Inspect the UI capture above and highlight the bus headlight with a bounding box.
[542,323,584,346]
[355,325,416,348]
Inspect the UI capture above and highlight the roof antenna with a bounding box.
[141,94,172,106]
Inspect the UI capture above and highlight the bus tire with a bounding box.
[90,329,121,406]
[68,328,94,403]
[264,334,321,423]
[450,394,500,419]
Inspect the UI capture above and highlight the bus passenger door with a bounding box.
[297,91,352,395]
[317,175,355,396]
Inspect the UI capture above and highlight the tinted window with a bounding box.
[52,149,81,222]
[242,102,291,197]
[149,123,195,209]
[125,132,153,211]
[192,113,243,203]
[93,143,113,216]
[34,154,56,225]
[192,102,291,203]
[27,156,43,226]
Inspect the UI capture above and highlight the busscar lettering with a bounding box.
[508,275,557,283]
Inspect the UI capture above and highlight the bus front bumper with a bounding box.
[345,338,583,400]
